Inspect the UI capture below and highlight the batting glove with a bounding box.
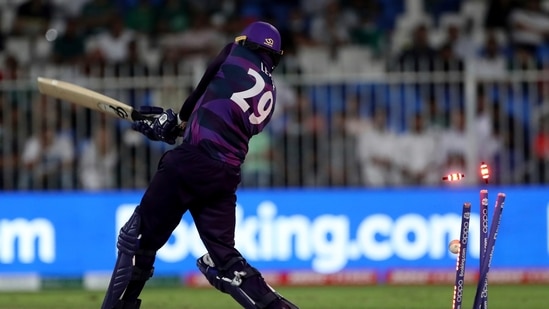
[132,107,183,145]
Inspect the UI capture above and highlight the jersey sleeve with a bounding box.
[178,43,234,121]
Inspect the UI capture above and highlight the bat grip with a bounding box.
[131,109,155,122]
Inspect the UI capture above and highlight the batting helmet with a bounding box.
[235,21,283,67]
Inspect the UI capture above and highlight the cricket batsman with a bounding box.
[101,21,299,309]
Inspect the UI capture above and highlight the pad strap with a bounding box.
[131,266,154,281]
[131,249,155,281]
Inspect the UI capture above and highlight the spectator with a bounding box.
[490,100,529,184]
[19,121,75,190]
[286,7,314,46]
[175,11,224,57]
[186,0,222,13]
[533,114,549,183]
[425,94,448,134]
[424,0,461,26]
[157,46,183,76]
[395,24,437,71]
[484,0,519,30]
[432,43,465,110]
[395,112,440,186]
[151,78,190,111]
[0,102,22,190]
[489,100,507,184]
[356,104,399,187]
[508,0,549,54]
[473,31,507,79]
[86,16,136,65]
[0,55,34,112]
[58,0,89,18]
[0,104,6,189]
[115,39,151,107]
[0,16,5,52]
[275,90,327,186]
[0,0,546,189]
[343,95,370,137]
[78,123,118,190]
[159,11,224,62]
[275,32,302,75]
[155,0,191,34]
[12,0,53,36]
[0,55,22,81]
[241,131,274,188]
[300,0,333,16]
[326,109,361,186]
[309,1,350,49]
[115,39,149,77]
[475,86,501,165]
[268,80,299,134]
[345,0,384,56]
[438,108,476,185]
[80,0,119,35]
[117,129,157,189]
[508,45,540,71]
[124,0,157,34]
[443,22,477,62]
[51,18,86,65]
[434,43,464,72]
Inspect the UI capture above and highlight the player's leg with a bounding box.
[101,151,190,309]
[190,196,299,309]
[196,253,299,309]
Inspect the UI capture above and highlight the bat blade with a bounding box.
[36,77,144,122]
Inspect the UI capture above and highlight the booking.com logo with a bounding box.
[0,218,55,264]
[116,202,486,274]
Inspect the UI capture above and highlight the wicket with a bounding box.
[451,191,505,309]
[479,190,489,307]
[472,193,505,309]
[452,202,471,309]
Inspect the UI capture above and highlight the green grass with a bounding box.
[0,285,547,309]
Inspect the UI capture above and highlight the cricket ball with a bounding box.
[448,239,460,254]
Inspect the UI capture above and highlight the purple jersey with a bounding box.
[181,44,276,166]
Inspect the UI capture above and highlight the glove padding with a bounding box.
[131,106,183,145]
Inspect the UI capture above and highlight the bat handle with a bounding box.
[131,109,155,122]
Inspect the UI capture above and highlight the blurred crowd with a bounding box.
[0,0,549,190]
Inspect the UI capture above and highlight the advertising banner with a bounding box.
[0,187,547,282]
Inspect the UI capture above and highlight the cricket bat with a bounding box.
[36,77,148,122]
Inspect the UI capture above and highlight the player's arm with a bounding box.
[132,44,233,144]
[178,43,234,121]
